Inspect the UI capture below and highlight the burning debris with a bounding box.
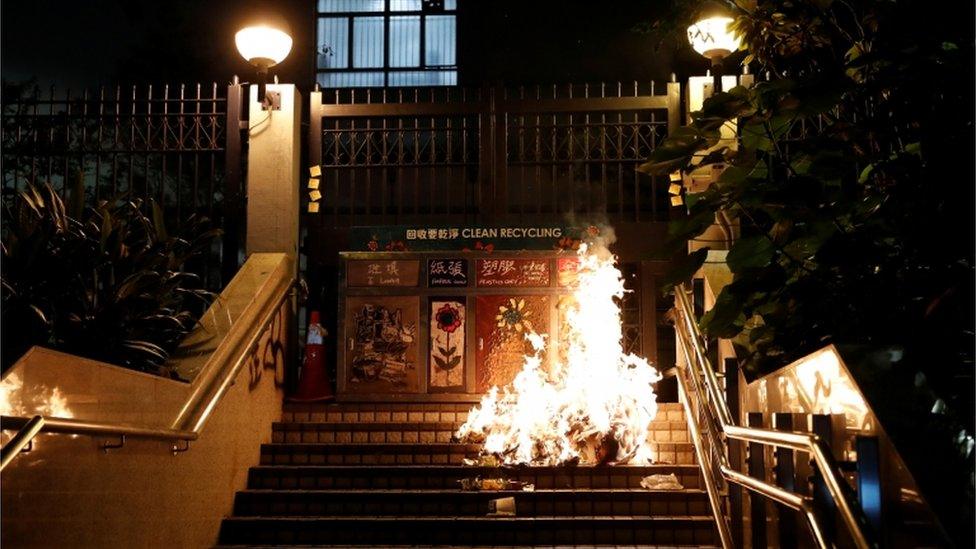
[458,478,532,491]
[457,238,663,466]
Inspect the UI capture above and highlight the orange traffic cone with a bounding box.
[290,311,334,401]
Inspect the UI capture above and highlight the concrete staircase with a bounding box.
[217,402,717,547]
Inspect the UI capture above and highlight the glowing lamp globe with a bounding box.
[235,25,293,70]
[687,16,741,61]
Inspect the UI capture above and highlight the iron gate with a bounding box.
[303,80,681,367]
[1,81,247,286]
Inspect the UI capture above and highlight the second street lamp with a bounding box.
[235,15,293,110]
[687,10,741,94]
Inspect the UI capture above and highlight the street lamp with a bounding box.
[235,17,292,110]
[686,6,742,250]
[687,10,741,93]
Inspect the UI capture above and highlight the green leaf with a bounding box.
[727,236,776,272]
[637,127,712,175]
[151,199,169,242]
[668,208,716,239]
[99,210,112,253]
[660,248,709,292]
[858,163,875,184]
[68,170,86,220]
[29,304,50,326]
[701,290,745,339]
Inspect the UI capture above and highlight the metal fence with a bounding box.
[303,81,682,370]
[1,81,246,286]
[306,80,681,229]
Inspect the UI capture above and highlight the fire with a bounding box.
[0,373,73,419]
[457,241,663,465]
[0,373,73,447]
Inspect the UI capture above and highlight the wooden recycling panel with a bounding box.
[474,295,550,392]
[338,250,572,402]
[343,296,421,394]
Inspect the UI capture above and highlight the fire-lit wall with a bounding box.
[0,256,291,548]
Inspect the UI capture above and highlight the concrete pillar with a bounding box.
[245,83,301,258]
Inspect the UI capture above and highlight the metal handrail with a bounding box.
[673,282,875,549]
[0,416,44,471]
[0,258,294,455]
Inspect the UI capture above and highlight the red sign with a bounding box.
[476,258,550,287]
[556,257,580,287]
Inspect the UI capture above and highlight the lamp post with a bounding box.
[235,16,293,110]
[687,11,741,94]
[685,7,743,251]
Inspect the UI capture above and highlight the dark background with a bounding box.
[1,0,708,91]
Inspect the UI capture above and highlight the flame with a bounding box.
[457,242,663,465]
[0,373,73,447]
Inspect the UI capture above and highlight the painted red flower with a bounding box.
[367,239,379,251]
[435,304,462,333]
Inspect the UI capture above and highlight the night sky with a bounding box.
[2,0,708,92]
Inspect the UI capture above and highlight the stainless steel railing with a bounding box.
[0,416,44,472]
[672,282,875,549]
[1,255,294,459]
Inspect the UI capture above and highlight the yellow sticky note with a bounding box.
[670,195,684,207]
[309,165,321,177]
[308,178,320,190]
[668,183,682,196]
[309,189,322,201]
[669,171,683,182]
[307,202,320,213]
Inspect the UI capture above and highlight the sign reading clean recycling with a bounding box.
[350,225,589,252]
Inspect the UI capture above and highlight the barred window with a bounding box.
[316,0,457,88]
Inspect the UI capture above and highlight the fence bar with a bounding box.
[748,412,769,548]
[2,82,238,289]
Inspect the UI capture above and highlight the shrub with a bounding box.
[1,182,220,378]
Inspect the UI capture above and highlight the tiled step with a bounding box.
[281,401,686,424]
[270,419,691,444]
[281,402,473,424]
[272,422,459,444]
[233,487,710,517]
[247,464,703,491]
[214,543,717,549]
[217,515,718,546]
[260,443,482,465]
[260,441,696,466]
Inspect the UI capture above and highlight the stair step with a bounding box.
[247,464,702,490]
[282,403,473,424]
[233,488,711,517]
[217,515,717,546]
[271,420,691,444]
[272,422,459,444]
[260,443,482,465]
[214,543,718,549]
[261,441,697,466]
[281,401,686,424]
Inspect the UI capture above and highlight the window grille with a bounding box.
[316,0,457,88]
